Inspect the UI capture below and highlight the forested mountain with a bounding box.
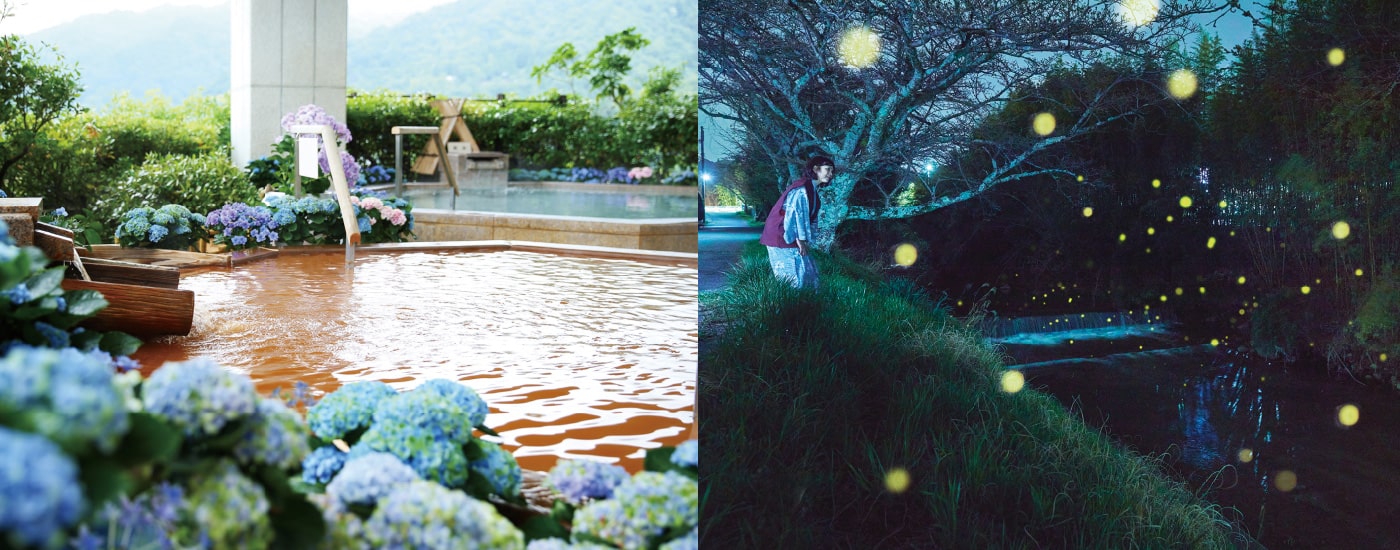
[25,0,696,107]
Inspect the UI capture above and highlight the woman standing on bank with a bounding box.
[760,155,834,289]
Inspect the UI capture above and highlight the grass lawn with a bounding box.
[699,243,1246,548]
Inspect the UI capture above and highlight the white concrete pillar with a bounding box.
[230,0,346,168]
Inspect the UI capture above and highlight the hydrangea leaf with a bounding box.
[76,455,134,513]
[99,331,141,356]
[63,289,108,316]
[24,265,64,297]
[644,446,682,475]
[520,515,572,543]
[114,412,184,466]
[269,494,327,549]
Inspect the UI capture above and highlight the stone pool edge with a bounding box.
[264,240,698,268]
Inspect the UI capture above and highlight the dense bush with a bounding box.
[92,152,259,235]
[343,91,697,183]
[344,90,438,176]
[6,93,231,214]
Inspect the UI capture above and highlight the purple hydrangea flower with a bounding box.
[141,358,258,438]
[326,452,420,507]
[233,397,312,470]
[546,459,630,505]
[363,480,523,549]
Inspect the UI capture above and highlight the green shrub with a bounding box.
[345,90,439,178]
[7,93,231,214]
[93,152,258,235]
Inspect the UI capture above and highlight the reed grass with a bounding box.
[699,243,1242,548]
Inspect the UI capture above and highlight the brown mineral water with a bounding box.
[132,250,697,473]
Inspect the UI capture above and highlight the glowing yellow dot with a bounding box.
[894,243,918,266]
[1118,233,1127,242]
[1152,179,1161,188]
[1238,309,1246,315]
[1001,370,1025,393]
[1167,69,1199,100]
[1274,470,1298,492]
[1077,174,1085,182]
[1355,269,1364,277]
[1331,221,1351,240]
[1199,287,1206,295]
[1301,286,1311,295]
[1082,206,1094,218]
[1207,237,1217,249]
[1144,304,1150,310]
[1160,295,1167,302]
[1381,353,1389,362]
[1230,231,1236,236]
[1211,339,1219,346]
[1147,227,1155,235]
[1238,448,1254,463]
[1327,47,1345,66]
[1237,276,1246,285]
[957,300,963,307]
[1219,200,1228,208]
[1338,404,1360,427]
[1117,0,1160,26]
[1174,287,1183,296]
[838,26,881,68]
[1166,215,1174,222]
[1032,112,1056,136]
[885,467,911,493]
[1179,196,1193,208]
[1145,248,1151,254]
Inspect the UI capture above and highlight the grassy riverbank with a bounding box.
[699,243,1242,548]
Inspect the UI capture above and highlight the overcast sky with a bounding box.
[0,0,459,36]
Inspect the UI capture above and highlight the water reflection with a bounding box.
[995,314,1400,547]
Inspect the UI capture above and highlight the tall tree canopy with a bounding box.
[701,0,1228,249]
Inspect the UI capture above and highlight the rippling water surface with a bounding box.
[132,250,697,472]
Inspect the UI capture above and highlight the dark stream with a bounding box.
[987,313,1400,548]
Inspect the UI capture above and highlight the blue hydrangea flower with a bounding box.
[0,345,130,453]
[151,211,175,225]
[354,423,470,487]
[51,207,68,217]
[469,440,522,497]
[0,427,86,547]
[526,538,614,550]
[372,389,476,444]
[573,471,699,550]
[671,440,697,468]
[546,459,630,505]
[142,358,258,438]
[148,224,169,242]
[2,282,31,304]
[233,398,312,470]
[306,380,397,440]
[231,235,248,246]
[326,452,420,507]
[175,460,272,549]
[363,480,523,549]
[33,321,68,348]
[302,445,350,485]
[416,379,489,428]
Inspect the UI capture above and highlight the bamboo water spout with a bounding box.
[290,124,361,265]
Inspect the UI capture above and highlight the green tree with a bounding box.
[0,34,84,192]
[531,28,651,106]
